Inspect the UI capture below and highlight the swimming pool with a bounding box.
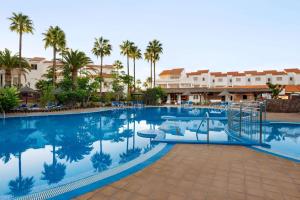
[0,107,299,199]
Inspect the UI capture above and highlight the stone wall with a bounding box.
[266,99,300,113]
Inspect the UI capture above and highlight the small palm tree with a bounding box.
[8,12,34,87]
[0,49,30,87]
[266,82,284,99]
[144,49,153,88]
[147,40,163,87]
[43,26,66,86]
[129,46,142,91]
[120,41,134,96]
[92,37,112,97]
[61,50,91,89]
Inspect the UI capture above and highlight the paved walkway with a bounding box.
[75,145,300,200]
[266,112,300,122]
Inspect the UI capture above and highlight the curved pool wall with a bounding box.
[0,107,300,199]
[17,143,173,200]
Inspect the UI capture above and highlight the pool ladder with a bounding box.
[196,112,210,142]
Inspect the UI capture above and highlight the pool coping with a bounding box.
[15,143,173,200]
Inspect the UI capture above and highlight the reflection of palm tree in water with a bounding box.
[35,119,67,185]
[91,116,112,172]
[7,128,35,197]
[9,152,34,197]
[119,113,142,164]
[57,118,93,163]
[265,125,285,142]
[41,138,66,184]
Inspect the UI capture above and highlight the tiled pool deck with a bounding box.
[75,145,300,200]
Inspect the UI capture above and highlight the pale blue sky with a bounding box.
[1,0,300,81]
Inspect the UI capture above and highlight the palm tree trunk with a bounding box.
[100,116,103,154]
[133,58,136,92]
[153,61,156,87]
[127,55,130,97]
[150,61,153,88]
[53,47,57,86]
[133,120,136,149]
[18,152,22,179]
[52,145,56,166]
[100,56,103,99]
[5,69,12,87]
[18,31,22,88]
[72,69,77,90]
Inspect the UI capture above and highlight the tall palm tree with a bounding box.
[0,49,30,87]
[120,40,134,95]
[92,37,112,97]
[8,12,34,87]
[147,40,163,87]
[61,50,91,89]
[129,46,142,91]
[43,26,66,86]
[144,49,153,88]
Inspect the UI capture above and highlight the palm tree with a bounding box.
[92,37,112,97]
[61,50,91,89]
[144,48,153,88]
[120,40,134,96]
[8,12,34,87]
[129,46,142,91]
[43,26,66,86]
[147,40,163,87]
[0,49,30,87]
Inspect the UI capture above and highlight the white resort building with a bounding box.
[156,68,300,104]
[0,57,114,92]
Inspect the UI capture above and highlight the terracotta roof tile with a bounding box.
[29,57,46,62]
[159,68,184,76]
[284,68,300,74]
[210,72,222,76]
[186,70,209,76]
[285,85,300,93]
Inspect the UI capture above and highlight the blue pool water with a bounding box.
[0,107,299,199]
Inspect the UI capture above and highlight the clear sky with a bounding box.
[1,0,300,81]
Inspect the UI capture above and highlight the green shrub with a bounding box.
[40,86,55,107]
[0,87,21,112]
[143,87,166,105]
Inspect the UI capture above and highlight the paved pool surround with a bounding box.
[76,144,300,200]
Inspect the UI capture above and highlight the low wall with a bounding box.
[266,99,300,113]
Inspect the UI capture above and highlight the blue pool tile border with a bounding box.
[249,146,300,163]
[48,144,173,200]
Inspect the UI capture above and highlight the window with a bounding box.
[212,79,215,83]
[247,78,251,82]
[218,78,223,82]
[31,64,37,70]
[255,77,261,81]
[267,78,271,82]
[193,77,198,81]
[290,77,293,81]
[193,95,199,100]
[229,79,232,83]
[202,77,205,81]
[243,95,247,100]
[236,78,241,82]
[276,77,282,81]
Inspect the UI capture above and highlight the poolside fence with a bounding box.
[227,101,266,144]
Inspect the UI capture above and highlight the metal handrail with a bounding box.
[196,112,209,134]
